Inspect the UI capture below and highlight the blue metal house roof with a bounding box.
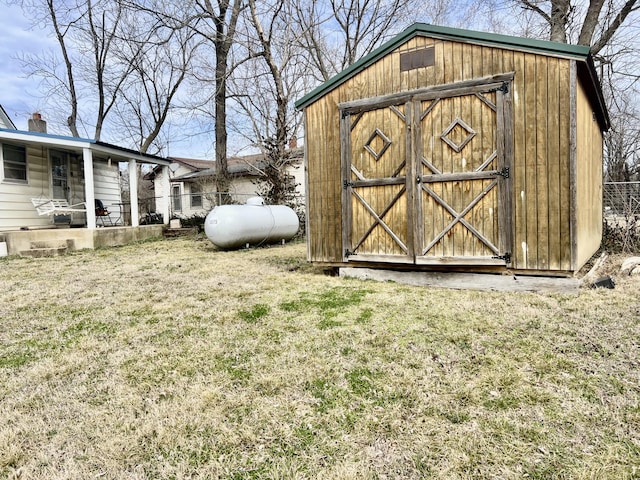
[0,127,170,164]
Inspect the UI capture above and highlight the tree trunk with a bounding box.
[578,0,606,45]
[47,0,79,137]
[549,0,570,42]
[215,46,230,199]
[202,0,243,204]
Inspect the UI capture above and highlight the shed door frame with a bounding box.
[340,73,514,265]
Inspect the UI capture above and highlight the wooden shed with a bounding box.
[295,24,609,276]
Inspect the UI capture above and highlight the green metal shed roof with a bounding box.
[295,23,609,130]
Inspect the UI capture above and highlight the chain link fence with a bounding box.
[603,182,640,218]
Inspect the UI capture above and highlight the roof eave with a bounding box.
[0,128,170,165]
[580,56,611,131]
[93,140,170,165]
[0,128,94,150]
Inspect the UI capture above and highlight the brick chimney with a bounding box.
[28,113,47,133]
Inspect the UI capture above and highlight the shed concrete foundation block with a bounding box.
[339,267,581,294]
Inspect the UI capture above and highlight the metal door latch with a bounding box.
[492,252,511,263]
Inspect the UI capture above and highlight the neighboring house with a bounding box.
[0,111,173,256]
[146,148,305,218]
[0,105,17,130]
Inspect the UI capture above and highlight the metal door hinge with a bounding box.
[488,82,509,94]
[345,249,356,258]
[343,180,354,189]
[492,252,511,264]
[492,167,510,179]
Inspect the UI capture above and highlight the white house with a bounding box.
[147,148,305,219]
[0,111,172,256]
[0,105,17,130]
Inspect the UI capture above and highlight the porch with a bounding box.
[0,224,164,257]
[0,125,172,233]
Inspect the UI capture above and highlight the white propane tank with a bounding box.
[204,197,299,249]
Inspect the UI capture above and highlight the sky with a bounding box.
[0,3,56,131]
[0,2,216,158]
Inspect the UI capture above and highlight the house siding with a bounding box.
[0,143,52,230]
[0,145,121,231]
[93,159,122,222]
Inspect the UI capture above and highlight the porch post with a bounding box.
[161,165,170,225]
[83,147,96,229]
[129,159,139,227]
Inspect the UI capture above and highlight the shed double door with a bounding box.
[341,78,512,265]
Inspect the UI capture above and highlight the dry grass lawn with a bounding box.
[1,237,639,479]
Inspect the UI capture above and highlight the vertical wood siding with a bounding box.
[417,91,501,259]
[574,78,603,268]
[304,36,592,272]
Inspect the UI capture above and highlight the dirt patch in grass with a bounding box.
[1,238,639,479]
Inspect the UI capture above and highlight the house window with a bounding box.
[172,185,182,212]
[2,143,27,183]
[190,183,203,208]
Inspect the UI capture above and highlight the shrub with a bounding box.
[177,214,207,231]
[601,216,640,253]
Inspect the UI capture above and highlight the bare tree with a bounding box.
[603,89,640,181]
[210,0,297,204]
[45,0,80,137]
[292,0,418,82]
[289,0,332,83]
[16,0,202,151]
[511,0,639,52]
[144,0,246,198]
[16,0,83,135]
[83,0,129,140]
[16,0,151,140]
[508,0,640,185]
[237,0,470,204]
[420,0,486,26]
[231,0,304,205]
[185,0,245,199]
[107,16,202,214]
[110,18,202,154]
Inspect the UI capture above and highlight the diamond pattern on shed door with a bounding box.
[416,90,505,263]
[345,104,412,262]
